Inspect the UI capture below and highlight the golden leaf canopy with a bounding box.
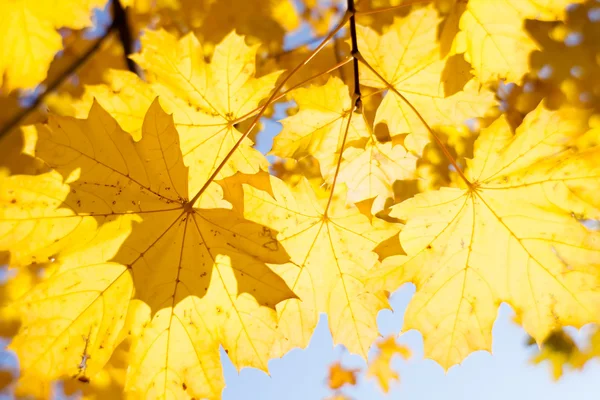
[1,0,600,398]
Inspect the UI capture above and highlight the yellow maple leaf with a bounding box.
[356,5,495,154]
[75,29,277,194]
[0,0,106,92]
[451,0,583,82]
[243,176,397,358]
[369,104,600,369]
[0,100,295,399]
[367,336,411,393]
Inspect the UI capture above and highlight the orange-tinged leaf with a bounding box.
[367,336,411,393]
[328,362,359,390]
[0,370,12,391]
[1,100,295,399]
[369,104,600,369]
[324,395,353,400]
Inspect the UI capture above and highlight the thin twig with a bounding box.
[112,0,137,74]
[0,29,115,139]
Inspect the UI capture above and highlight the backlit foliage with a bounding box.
[1,0,599,398]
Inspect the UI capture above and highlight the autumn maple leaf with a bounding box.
[368,336,411,393]
[242,176,398,358]
[369,104,600,368]
[0,100,295,399]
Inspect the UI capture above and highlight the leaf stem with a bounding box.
[186,11,352,209]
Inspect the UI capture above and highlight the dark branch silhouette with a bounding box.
[347,0,362,111]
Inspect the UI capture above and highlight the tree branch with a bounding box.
[112,0,137,74]
[347,0,362,111]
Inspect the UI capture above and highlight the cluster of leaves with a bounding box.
[325,335,411,399]
[1,0,600,398]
